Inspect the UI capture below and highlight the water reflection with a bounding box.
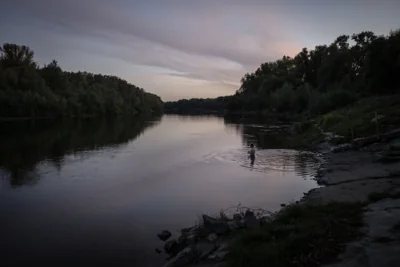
[0,115,161,187]
[223,117,320,178]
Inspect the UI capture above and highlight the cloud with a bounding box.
[8,0,369,100]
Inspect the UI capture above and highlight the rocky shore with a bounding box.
[157,133,400,267]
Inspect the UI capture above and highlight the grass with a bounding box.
[227,202,364,267]
[317,94,400,140]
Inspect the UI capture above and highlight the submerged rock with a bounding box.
[158,230,172,241]
[202,215,230,235]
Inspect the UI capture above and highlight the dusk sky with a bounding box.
[1,0,399,101]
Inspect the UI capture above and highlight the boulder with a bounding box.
[158,230,172,241]
[207,233,218,243]
[330,143,353,153]
[208,243,230,261]
[164,239,183,256]
[181,226,195,233]
[186,234,197,245]
[196,242,217,259]
[163,247,195,267]
[202,215,230,235]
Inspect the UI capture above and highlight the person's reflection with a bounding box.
[248,144,256,166]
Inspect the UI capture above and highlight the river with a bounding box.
[0,115,320,267]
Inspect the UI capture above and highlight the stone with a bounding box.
[163,247,195,267]
[208,243,230,261]
[330,143,353,153]
[245,215,260,230]
[202,215,230,235]
[186,234,197,245]
[158,230,172,241]
[207,233,218,243]
[196,242,217,259]
[164,239,182,256]
[181,226,195,233]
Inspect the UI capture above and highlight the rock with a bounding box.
[207,233,218,243]
[186,234,197,245]
[245,215,260,230]
[208,243,229,261]
[244,210,254,217]
[181,226,195,233]
[163,247,195,267]
[233,213,242,221]
[196,242,217,259]
[202,215,230,235]
[158,230,172,241]
[164,239,182,256]
[280,203,286,207]
[330,143,353,153]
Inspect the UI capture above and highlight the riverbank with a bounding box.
[157,129,400,267]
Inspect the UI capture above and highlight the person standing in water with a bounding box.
[248,144,256,166]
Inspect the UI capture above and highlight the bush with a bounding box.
[309,89,356,114]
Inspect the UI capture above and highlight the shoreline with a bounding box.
[158,131,400,267]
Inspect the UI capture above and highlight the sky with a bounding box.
[1,0,399,101]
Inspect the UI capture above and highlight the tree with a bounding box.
[0,43,35,69]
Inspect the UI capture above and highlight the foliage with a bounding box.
[317,95,400,139]
[164,96,230,114]
[228,202,364,267]
[0,43,163,118]
[165,29,400,116]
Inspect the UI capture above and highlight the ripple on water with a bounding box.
[204,148,321,178]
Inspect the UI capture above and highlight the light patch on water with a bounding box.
[203,148,321,179]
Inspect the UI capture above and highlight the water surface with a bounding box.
[0,115,319,267]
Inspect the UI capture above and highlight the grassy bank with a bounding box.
[228,202,364,267]
[287,94,400,148]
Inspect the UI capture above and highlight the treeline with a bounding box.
[164,96,230,114]
[165,29,400,116]
[0,43,163,118]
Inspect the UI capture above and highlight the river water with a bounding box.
[0,115,320,267]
